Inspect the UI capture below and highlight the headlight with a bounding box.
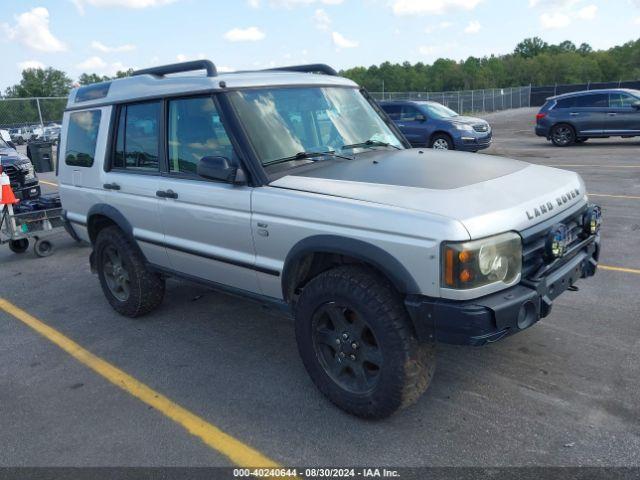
[442,232,522,290]
[453,123,474,132]
[21,163,36,181]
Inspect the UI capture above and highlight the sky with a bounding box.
[1,0,639,92]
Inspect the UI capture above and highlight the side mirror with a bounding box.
[632,101,640,110]
[197,156,246,184]
[415,113,426,122]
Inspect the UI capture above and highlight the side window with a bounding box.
[400,106,421,121]
[555,98,575,109]
[112,101,160,171]
[167,96,235,175]
[575,94,608,108]
[610,93,637,108]
[382,105,401,120]
[65,110,101,167]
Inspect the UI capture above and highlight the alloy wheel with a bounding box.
[102,245,131,302]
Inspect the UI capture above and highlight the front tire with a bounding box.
[429,133,454,151]
[295,265,435,418]
[551,124,576,147]
[95,226,165,317]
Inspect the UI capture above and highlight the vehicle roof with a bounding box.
[66,70,358,109]
[548,88,640,101]
[378,100,440,105]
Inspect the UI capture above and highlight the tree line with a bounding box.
[2,37,639,101]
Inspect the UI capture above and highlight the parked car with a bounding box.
[379,100,492,151]
[535,88,640,146]
[41,125,61,143]
[9,126,34,145]
[59,60,600,418]
[0,134,41,200]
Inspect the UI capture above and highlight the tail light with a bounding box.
[536,113,547,121]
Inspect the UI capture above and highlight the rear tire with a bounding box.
[34,238,54,257]
[295,265,435,419]
[551,124,576,147]
[95,226,165,317]
[429,133,454,151]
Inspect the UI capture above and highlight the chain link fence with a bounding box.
[370,86,532,113]
[0,97,67,130]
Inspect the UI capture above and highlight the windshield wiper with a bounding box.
[264,150,351,167]
[340,139,402,151]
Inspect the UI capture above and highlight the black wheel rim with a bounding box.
[553,126,573,145]
[101,245,131,302]
[311,302,383,394]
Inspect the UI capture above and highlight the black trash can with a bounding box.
[26,140,54,173]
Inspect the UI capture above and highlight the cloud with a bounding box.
[636,16,640,24]
[540,11,571,28]
[2,7,66,52]
[72,0,176,13]
[314,8,331,30]
[529,0,579,6]
[91,40,136,52]
[464,20,481,33]
[392,0,482,15]
[223,26,266,42]
[332,31,358,48]
[76,56,108,70]
[175,52,206,62]
[18,60,46,71]
[419,45,438,55]
[250,0,343,7]
[577,4,597,19]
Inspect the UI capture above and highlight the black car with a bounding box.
[535,88,640,146]
[0,135,41,200]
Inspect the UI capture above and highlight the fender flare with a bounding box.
[86,204,147,261]
[281,235,420,301]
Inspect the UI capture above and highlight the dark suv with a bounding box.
[0,135,41,200]
[379,100,491,152]
[535,89,640,146]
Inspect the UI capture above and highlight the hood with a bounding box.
[0,147,30,167]
[269,149,586,239]
[450,115,487,125]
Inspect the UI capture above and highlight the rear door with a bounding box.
[398,105,429,146]
[556,94,608,136]
[102,100,169,267]
[607,92,640,135]
[155,95,260,293]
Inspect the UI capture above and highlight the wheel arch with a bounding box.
[86,204,147,264]
[429,130,454,146]
[281,235,420,303]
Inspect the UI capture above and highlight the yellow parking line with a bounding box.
[38,180,58,187]
[0,298,280,468]
[599,265,640,275]
[589,193,640,200]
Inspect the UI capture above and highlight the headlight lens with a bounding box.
[442,232,522,290]
[453,123,474,131]
[21,163,36,180]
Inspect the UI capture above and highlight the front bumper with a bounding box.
[405,234,600,346]
[14,181,41,200]
[454,132,492,151]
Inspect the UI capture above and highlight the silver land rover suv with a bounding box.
[59,60,601,418]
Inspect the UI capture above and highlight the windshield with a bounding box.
[0,137,10,149]
[424,103,459,119]
[228,87,403,165]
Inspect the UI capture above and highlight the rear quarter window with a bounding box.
[65,110,101,167]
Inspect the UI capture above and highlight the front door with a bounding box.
[607,92,640,135]
[156,95,260,293]
[398,105,429,146]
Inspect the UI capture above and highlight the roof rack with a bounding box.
[132,60,217,78]
[265,64,338,76]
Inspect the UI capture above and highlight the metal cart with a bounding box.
[1,205,65,257]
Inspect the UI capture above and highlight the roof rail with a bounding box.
[132,60,217,78]
[266,64,338,76]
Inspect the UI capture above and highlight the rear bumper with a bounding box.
[405,234,600,346]
[535,125,549,138]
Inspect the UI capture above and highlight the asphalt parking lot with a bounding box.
[1,107,639,468]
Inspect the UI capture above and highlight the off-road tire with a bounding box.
[295,265,435,418]
[429,133,454,150]
[551,123,576,147]
[95,226,165,317]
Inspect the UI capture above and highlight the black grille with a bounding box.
[3,165,22,188]
[521,206,588,279]
[473,124,489,133]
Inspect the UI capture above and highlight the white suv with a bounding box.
[59,60,601,418]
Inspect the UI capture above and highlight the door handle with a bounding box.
[103,183,120,190]
[569,112,579,116]
[156,189,178,199]
[607,112,617,116]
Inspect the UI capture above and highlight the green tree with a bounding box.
[514,37,549,58]
[5,68,73,97]
[78,73,111,85]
